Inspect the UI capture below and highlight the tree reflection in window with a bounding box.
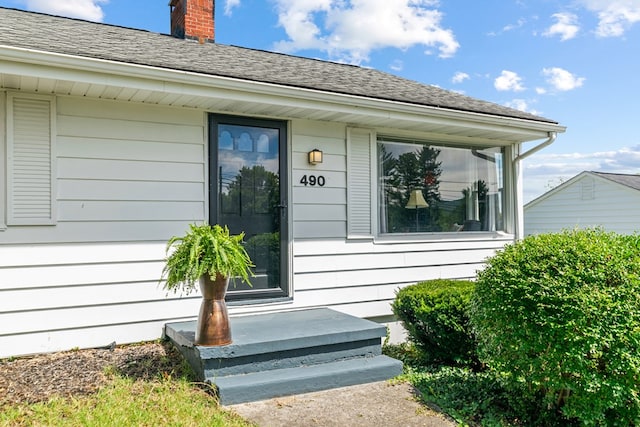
[378,139,504,233]
[219,165,280,288]
[221,165,279,220]
[379,144,442,232]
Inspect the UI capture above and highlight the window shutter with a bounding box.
[347,128,374,238]
[7,94,56,225]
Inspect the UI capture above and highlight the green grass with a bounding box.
[0,368,253,427]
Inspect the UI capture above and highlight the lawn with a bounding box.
[0,341,253,427]
[0,376,251,427]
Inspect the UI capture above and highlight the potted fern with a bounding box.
[161,223,254,346]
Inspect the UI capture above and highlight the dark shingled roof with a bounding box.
[592,171,640,192]
[0,7,557,124]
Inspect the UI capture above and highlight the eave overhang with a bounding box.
[0,45,565,145]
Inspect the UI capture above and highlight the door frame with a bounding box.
[208,113,290,301]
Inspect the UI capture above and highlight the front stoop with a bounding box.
[164,308,403,405]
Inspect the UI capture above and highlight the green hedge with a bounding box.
[470,229,640,425]
[392,279,477,366]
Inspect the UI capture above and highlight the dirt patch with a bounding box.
[0,341,187,407]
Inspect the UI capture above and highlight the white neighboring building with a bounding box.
[524,171,640,235]
[0,3,565,357]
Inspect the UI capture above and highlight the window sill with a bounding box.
[373,230,514,245]
[227,296,293,307]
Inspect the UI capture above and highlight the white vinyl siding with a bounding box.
[0,96,206,244]
[6,93,56,225]
[0,242,201,357]
[525,174,640,235]
[291,120,347,239]
[0,96,208,357]
[285,236,510,319]
[0,99,519,357]
[347,128,375,238]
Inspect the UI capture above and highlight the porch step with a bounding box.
[164,308,403,404]
[214,355,402,405]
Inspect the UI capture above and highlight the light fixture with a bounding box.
[308,149,323,165]
[405,189,428,232]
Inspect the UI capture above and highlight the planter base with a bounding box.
[195,275,232,346]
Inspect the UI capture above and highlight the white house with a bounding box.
[0,2,565,357]
[524,171,640,236]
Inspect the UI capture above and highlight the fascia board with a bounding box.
[0,45,565,140]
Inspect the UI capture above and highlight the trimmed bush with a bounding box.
[392,279,477,366]
[470,229,640,425]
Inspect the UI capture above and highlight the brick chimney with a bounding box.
[170,0,214,43]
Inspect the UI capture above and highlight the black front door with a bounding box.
[209,115,288,300]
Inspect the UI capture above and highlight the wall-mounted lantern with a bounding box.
[308,149,323,165]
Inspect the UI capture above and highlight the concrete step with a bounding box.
[165,308,389,377]
[213,355,403,405]
[164,308,403,404]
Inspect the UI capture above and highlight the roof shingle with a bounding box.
[592,171,640,192]
[0,7,557,124]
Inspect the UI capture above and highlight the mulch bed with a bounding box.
[0,341,188,407]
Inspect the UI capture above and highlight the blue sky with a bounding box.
[2,0,639,202]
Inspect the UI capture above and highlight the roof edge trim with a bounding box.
[0,44,566,136]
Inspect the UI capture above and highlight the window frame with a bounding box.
[208,113,291,302]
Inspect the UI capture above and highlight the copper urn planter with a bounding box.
[195,274,232,346]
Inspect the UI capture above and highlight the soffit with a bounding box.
[0,55,564,145]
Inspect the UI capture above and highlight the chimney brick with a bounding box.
[170,0,214,43]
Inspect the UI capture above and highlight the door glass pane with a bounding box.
[217,124,281,291]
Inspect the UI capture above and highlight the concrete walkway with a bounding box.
[227,380,456,427]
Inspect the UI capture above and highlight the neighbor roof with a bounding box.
[592,171,640,192]
[0,7,558,125]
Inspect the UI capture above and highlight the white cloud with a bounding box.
[224,0,241,16]
[451,71,469,84]
[535,87,547,95]
[578,0,640,37]
[487,17,527,36]
[272,0,459,65]
[523,145,640,203]
[543,12,580,40]
[390,59,404,72]
[494,70,525,92]
[22,0,107,21]
[503,18,526,32]
[542,67,585,91]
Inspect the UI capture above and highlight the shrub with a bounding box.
[470,229,640,425]
[392,279,477,367]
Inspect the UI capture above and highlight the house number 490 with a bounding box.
[300,175,325,187]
